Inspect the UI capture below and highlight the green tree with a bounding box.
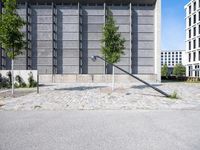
[101,9,125,90]
[0,0,26,95]
[161,64,168,78]
[173,64,186,78]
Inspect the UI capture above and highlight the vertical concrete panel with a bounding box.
[31,5,53,74]
[132,5,155,74]
[82,5,104,74]
[14,6,27,70]
[57,5,79,74]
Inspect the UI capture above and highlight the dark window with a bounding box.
[189,53,191,62]
[189,5,192,14]
[194,52,196,61]
[194,1,196,11]
[194,40,196,49]
[199,51,200,60]
[189,29,191,38]
[199,12,200,21]
[189,17,191,26]
[189,41,191,50]
[199,25,200,34]
[194,27,196,36]
[199,38,200,47]
[194,14,196,24]
[189,66,192,76]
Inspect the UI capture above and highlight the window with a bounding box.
[194,14,196,24]
[199,38,200,47]
[199,25,200,34]
[189,5,192,14]
[199,12,200,21]
[189,41,191,50]
[194,1,196,11]
[189,17,191,26]
[194,52,196,61]
[194,27,196,36]
[199,51,200,60]
[189,53,191,62]
[189,66,192,76]
[194,39,196,49]
[189,29,191,38]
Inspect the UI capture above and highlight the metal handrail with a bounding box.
[91,55,170,97]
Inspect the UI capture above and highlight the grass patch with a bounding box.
[34,105,42,109]
[168,91,179,99]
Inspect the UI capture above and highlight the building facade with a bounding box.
[0,0,161,82]
[161,50,186,75]
[185,0,200,77]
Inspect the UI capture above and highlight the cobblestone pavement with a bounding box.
[0,82,200,110]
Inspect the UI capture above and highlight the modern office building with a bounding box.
[161,50,186,75]
[185,0,200,77]
[0,0,161,82]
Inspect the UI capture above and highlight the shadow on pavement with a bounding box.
[131,84,162,89]
[54,86,107,91]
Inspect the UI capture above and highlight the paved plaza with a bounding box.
[0,82,200,110]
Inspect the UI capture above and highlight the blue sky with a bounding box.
[162,0,189,50]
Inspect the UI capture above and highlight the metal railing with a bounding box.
[91,55,170,97]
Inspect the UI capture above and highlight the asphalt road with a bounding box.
[0,110,200,150]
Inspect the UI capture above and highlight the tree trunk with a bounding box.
[11,59,14,96]
[112,65,115,91]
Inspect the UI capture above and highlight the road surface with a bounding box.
[0,110,200,150]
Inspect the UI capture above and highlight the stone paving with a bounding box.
[0,82,200,110]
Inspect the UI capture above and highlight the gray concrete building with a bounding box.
[0,0,161,82]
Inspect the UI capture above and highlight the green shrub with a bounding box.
[15,75,27,88]
[161,64,168,78]
[187,77,200,83]
[0,73,10,89]
[173,64,186,78]
[28,72,37,88]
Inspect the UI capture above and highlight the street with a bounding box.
[0,110,200,150]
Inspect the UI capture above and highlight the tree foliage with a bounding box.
[173,64,186,78]
[161,64,168,78]
[0,0,26,59]
[101,9,125,64]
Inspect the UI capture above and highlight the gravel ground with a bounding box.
[0,82,200,110]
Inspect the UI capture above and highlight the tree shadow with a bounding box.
[131,84,162,89]
[54,86,107,91]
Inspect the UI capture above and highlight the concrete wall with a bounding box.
[0,1,160,82]
[57,5,80,74]
[82,5,105,74]
[39,74,158,83]
[132,6,155,75]
[31,5,54,74]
